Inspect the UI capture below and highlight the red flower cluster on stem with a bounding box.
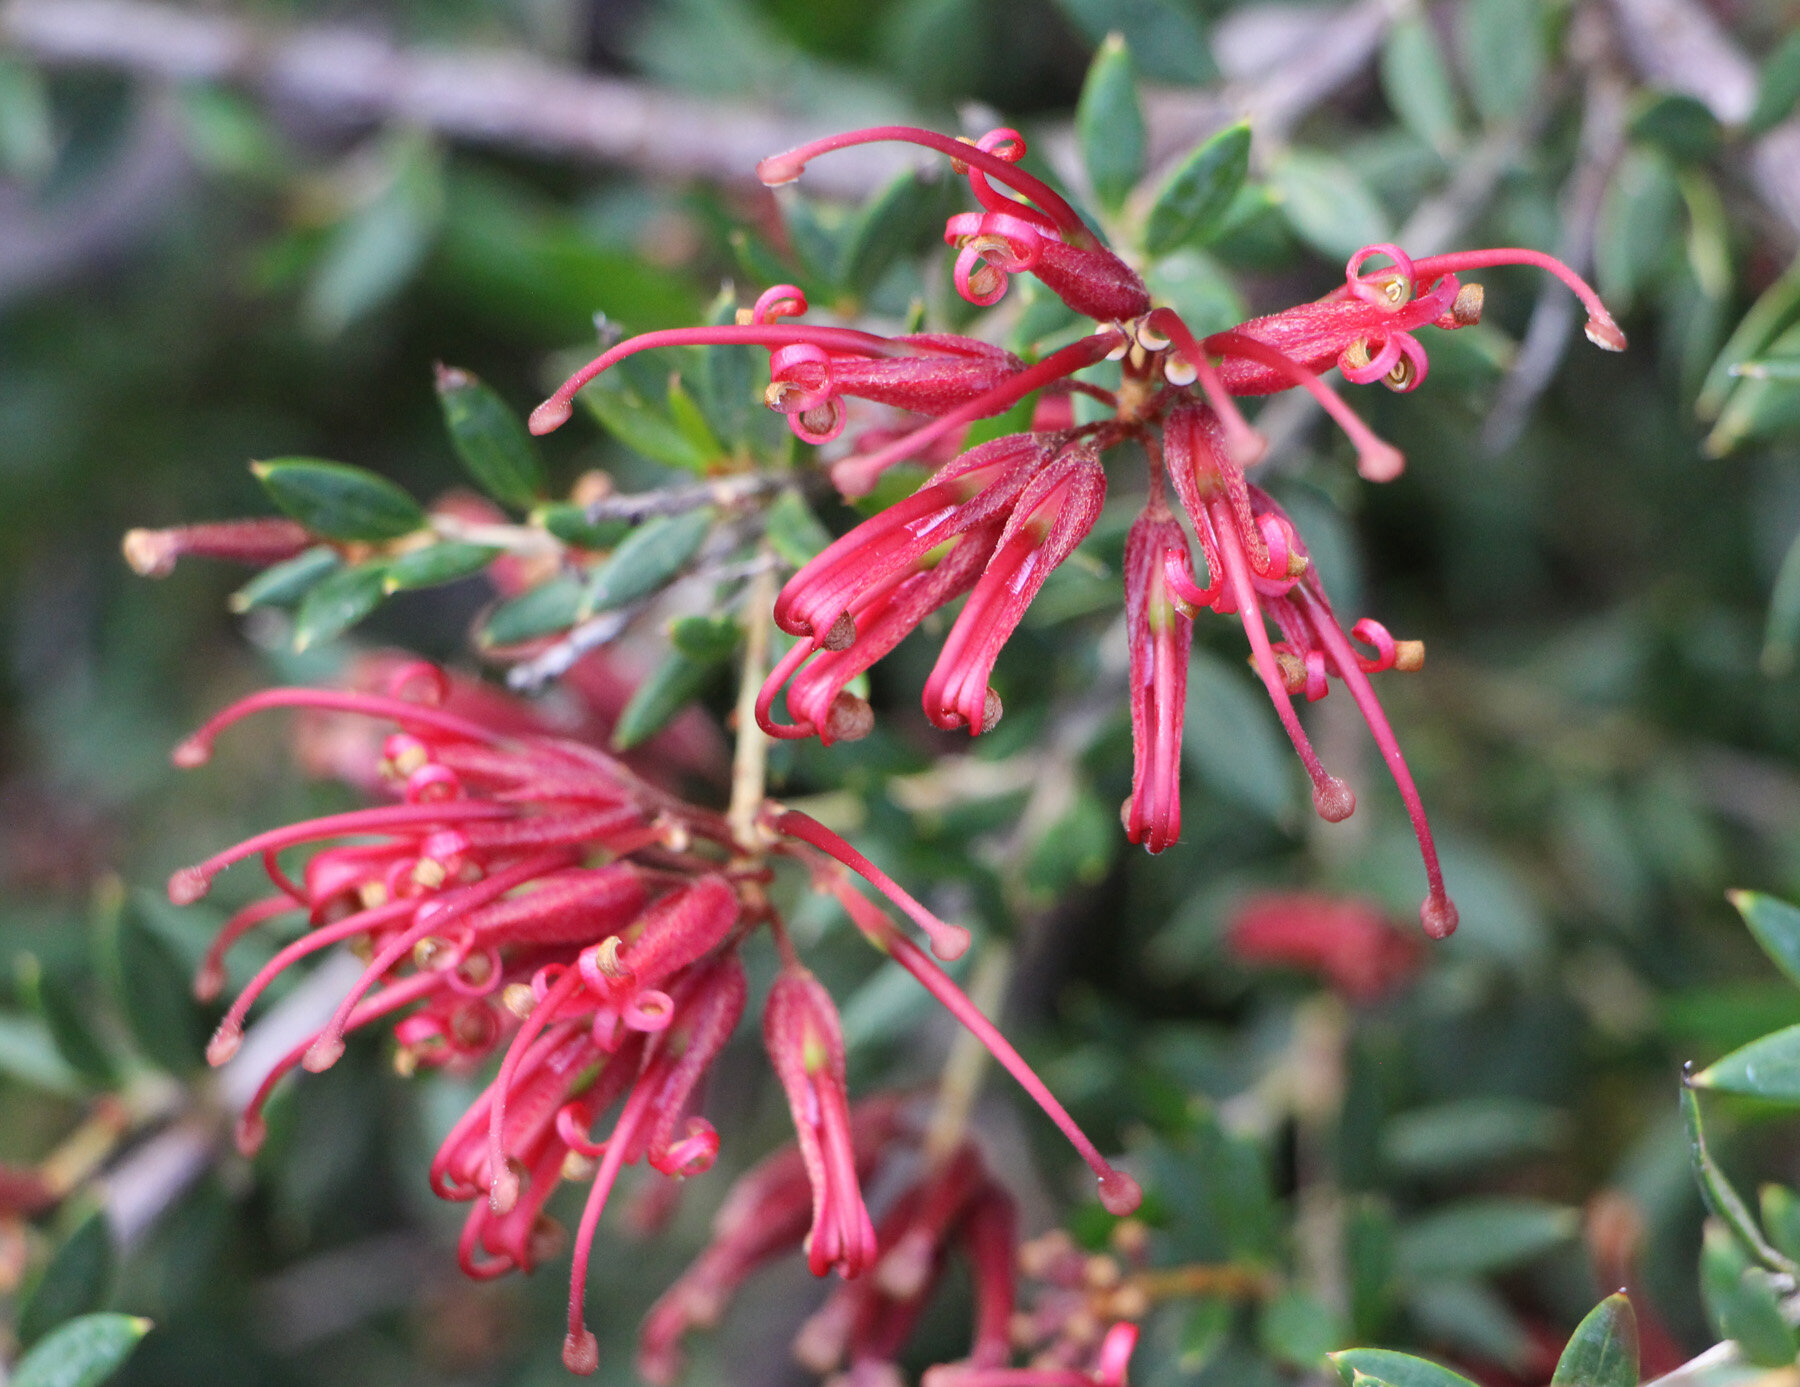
[533,125,1627,941]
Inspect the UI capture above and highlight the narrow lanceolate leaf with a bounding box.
[381,542,500,593]
[1730,891,1800,988]
[1699,253,1800,420]
[477,574,584,648]
[1395,1198,1577,1279]
[612,648,724,751]
[302,130,443,338]
[1700,1220,1800,1368]
[1144,121,1251,255]
[581,371,714,473]
[579,510,712,618]
[1078,35,1147,212]
[534,503,629,551]
[251,459,425,541]
[293,561,389,651]
[1330,1348,1479,1387]
[1551,1294,1638,1387]
[836,169,952,298]
[435,365,545,509]
[764,490,832,569]
[1680,1082,1799,1272]
[1380,18,1461,156]
[19,1207,115,1348]
[1695,1025,1800,1104]
[1272,151,1393,264]
[12,1313,150,1387]
[1761,1184,1800,1264]
[666,375,724,462]
[228,545,340,613]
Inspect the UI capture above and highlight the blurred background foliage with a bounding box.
[2,0,1800,1384]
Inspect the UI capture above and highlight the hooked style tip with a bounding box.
[171,737,212,769]
[1098,1168,1143,1216]
[206,1020,243,1067]
[529,397,574,435]
[756,152,806,186]
[563,1328,601,1375]
[1313,777,1356,823]
[169,866,212,905]
[303,1035,346,1072]
[1585,316,1628,352]
[1421,894,1459,939]
[1356,441,1406,484]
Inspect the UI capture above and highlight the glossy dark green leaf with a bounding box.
[1629,91,1722,162]
[381,542,499,593]
[1460,0,1543,123]
[303,131,444,338]
[1077,35,1147,212]
[1053,0,1213,84]
[764,490,832,569]
[612,647,725,751]
[1396,1198,1577,1279]
[1551,1294,1638,1387]
[106,894,208,1076]
[1145,121,1251,255]
[19,1208,115,1348]
[1700,1220,1799,1367]
[581,370,714,473]
[1330,1348,1479,1387]
[1761,1185,1800,1263]
[251,459,425,541]
[1380,18,1461,156]
[669,614,742,662]
[579,510,712,617]
[228,546,340,613]
[1695,1024,1800,1103]
[1681,1082,1797,1271]
[1272,150,1392,263]
[12,1313,150,1387]
[478,574,584,648]
[435,365,545,508]
[534,503,630,551]
[292,561,389,651]
[1731,891,1800,988]
[1750,31,1800,133]
[1763,534,1800,677]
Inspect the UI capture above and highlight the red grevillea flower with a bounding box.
[1226,891,1425,1002]
[167,662,1138,1375]
[528,125,1625,942]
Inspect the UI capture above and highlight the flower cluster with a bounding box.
[168,661,1139,1376]
[531,123,1627,941]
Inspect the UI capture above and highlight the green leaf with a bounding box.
[1144,121,1251,255]
[1077,35,1147,212]
[581,370,714,473]
[1696,1024,1800,1103]
[1405,1281,1533,1372]
[579,510,712,617]
[1382,1099,1566,1174]
[0,55,54,181]
[1750,32,1800,134]
[1761,1185,1800,1263]
[534,503,630,551]
[1024,790,1118,902]
[1700,1220,1799,1367]
[1345,1197,1400,1340]
[293,561,389,651]
[765,490,833,569]
[1260,1287,1346,1370]
[106,894,208,1076]
[666,375,725,463]
[1552,1294,1638,1387]
[251,459,425,541]
[1629,91,1722,162]
[612,647,726,751]
[1184,646,1295,822]
[303,131,444,337]
[1331,1348,1479,1387]
[228,545,340,613]
[19,1208,115,1348]
[17,958,115,1087]
[175,85,284,180]
[1731,891,1800,988]
[435,366,545,508]
[1052,0,1214,84]
[381,542,499,593]
[1460,0,1543,124]
[1143,249,1246,336]
[1178,1298,1233,1373]
[1705,321,1800,455]
[836,169,952,297]
[1680,1082,1798,1271]
[1271,150,1393,263]
[1396,1198,1577,1279]
[1762,535,1800,677]
[1594,146,1681,313]
[0,1011,81,1095]
[1698,252,1800,420]
[478,574,584,648]
[1380,18,1461,157]
[12,1313,151,1387]
[669,614,743,662]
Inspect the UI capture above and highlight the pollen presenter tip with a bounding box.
[1313,778,1356,823]
[206,1021,242,1067]
[1421,894,1460,939]
[529,398,573,435]
[563,1328,600,1375]
[168,866,211,905]
[1098,1168,1143,1216]
[1585,316,1628,352]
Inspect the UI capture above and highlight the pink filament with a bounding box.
[776,808,970,961]
[174,688,506,766]
[1407,248,1626,349]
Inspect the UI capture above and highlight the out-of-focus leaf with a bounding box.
[293,561,388,651]
[1761,533,1800,676]
[1595,147,1680,313]
[1730,891,1800,988]
[1052,0,1213,84]
[435,366,545,508]
[12,1313,150,1387]
[1629,92,1721,162]
[251,459,424,542]
[1184,646,1295,822]
[1699,253,1800,420]
[1460,0,1543,124]
[1396,1198,1577,1278]
[228,546,340,613]
[1705,321,1800,455]
[666,375,724,463]
[1144,249,1246,336]
[1144,122,1251,255]
[0,55,54,180]
[0,1011,81,1095]
[1681,1083,1797,1271]
[535,503,629,551]
[19,1207,114,1348]
[1700,1220,1799,1367]
[1271,150,1392,263]
[1405,1281,1533,1372]
[381,542,498,593]
[1024,789,1117,901]
[1382,1099,1566,1174]
[1749,31,1800,134]
[1380,18,1461,156]
[1551,1294,1638,1387]
[581,370,714,473]
[669,614,742,662]
[579,510,712,617]
[1077,35,1147,212]
[1346,1197,1399,1340]
[836,169,951,296]
[175,85,282,180]
[1260,1288,1345,1369]
[1330,1348,1479,1387]
[1179,1298,1233,1372]
[16,956,114,1086]
[612,645,727,751]
[104,893,207,1076]
[1761,1185,1800,1264]
[303,131,444,338]
[765,490,832,569]
[478,574,584,648]
[964,390,1039,449]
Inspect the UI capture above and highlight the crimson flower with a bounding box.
[532,126,1626,940]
